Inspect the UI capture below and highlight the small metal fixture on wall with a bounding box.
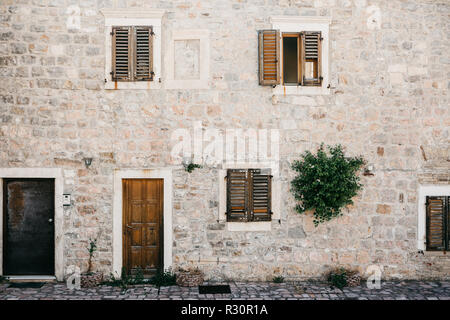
[363,164,374,176]
[83,157,93,168]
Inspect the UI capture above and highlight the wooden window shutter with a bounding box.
[249,169,272,221]
[226,169,249,222]
[134,26,154,81]
[258,30,280,86]
[426,196,448,251]
[301,31,322,86]
[111,26,132,81]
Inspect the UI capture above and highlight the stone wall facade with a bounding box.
[0,0,449,281]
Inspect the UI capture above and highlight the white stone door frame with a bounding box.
[0,168,64,281]
[112,169,173,277]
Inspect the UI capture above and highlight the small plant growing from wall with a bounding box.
[80,238,103,288]
[183,162,203,173]
[273,275,285,283]
[291,144,365,226]
[87,239,97,274]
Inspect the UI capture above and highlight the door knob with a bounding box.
[48,218,53,222]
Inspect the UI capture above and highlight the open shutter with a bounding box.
[112,26,132,81]
[134,26,153,81]
[426,196,447,251]
[249,169,272,221]
[226,169,249,222]
[301,31,322,86]
[258,30,280,86]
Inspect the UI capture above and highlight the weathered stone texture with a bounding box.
[0,0,448,281]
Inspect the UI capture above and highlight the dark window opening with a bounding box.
[283,36,298,84]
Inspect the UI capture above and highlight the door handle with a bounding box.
[48,218,53,223]
[126,225,137,230]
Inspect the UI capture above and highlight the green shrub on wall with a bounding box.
[291,144,365,226]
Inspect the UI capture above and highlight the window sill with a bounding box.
[227,221,271,232]
[421,251,449,257]
[273,85,330,95]
[104,80,161,90]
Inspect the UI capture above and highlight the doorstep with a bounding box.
[5,275,57,283]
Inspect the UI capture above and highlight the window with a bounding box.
[226,169,272,222]
[101,8,164,90]
[259,30,322,86]
[111,26,153,81]
[426,196,449,251]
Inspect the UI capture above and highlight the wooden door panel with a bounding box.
[144,203,159,223]
[130,228,142,246]
[144,225,158,246]
[143,247,159,270]
[130,247,143,269]
[123,179,163,275]
[130,202,144,223]
[129,180,145,199]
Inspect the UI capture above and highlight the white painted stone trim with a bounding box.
[219,162,280,232]
[101,9,164,90]
[271,16,331,95]
[112,169,173,277]
[164,29,210,89]
[417,185,450,251]
[0,168,64,281]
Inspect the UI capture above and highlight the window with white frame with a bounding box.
[218,165,280,232]
[226,168,272,222]
[101,9,164,89]
[259,16,331,95]
[418,185,450,252]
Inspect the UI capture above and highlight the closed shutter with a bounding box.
[226,169,272,222]
[249,169,272,221]
[134,26,154,81]
[111,26,153,82]
[112,26,132,81]
[301,31,322,86]
[426,196,448,251]
[258,30,280,86]
[226,169,249,222]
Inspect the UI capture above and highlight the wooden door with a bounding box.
[123,179,163,275]
[3,179,55,275]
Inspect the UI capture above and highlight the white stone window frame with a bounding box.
[271,16,331,96]
[417,185,450,253]
[218,162,280,232]
[101,9,164,90]
[164,29,210,90]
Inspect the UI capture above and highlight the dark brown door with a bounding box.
[123,179,163,275]
[3,179,55,275]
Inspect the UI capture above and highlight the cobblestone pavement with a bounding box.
[0,281,449,300]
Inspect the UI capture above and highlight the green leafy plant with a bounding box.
[183,163,202,173]
[149,269,177,287]
[104,267,175,293]
[273,275,285,283]
[106,268,131,291]
[105,267,151,291]
[86,238,97,274]
[328,268,348,289]
[291,144,365,226]
[133,267,144,285]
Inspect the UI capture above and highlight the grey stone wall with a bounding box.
[0,0,449,280]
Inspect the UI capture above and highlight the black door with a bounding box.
[3,179,55,275]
